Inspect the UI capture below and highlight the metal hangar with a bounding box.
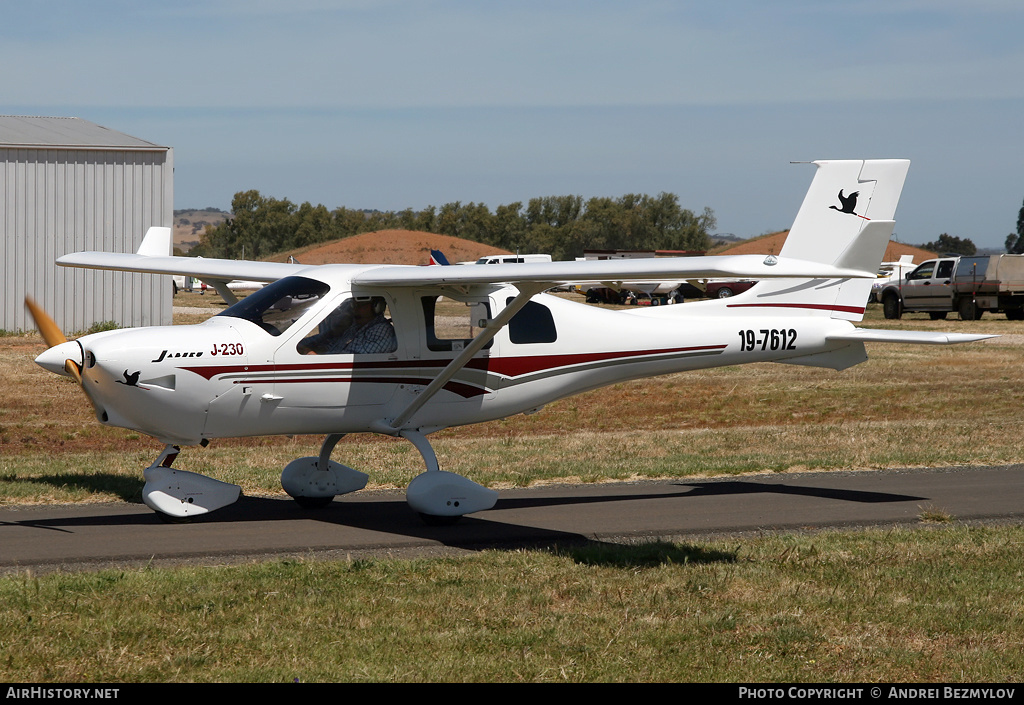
[1,115,173,333]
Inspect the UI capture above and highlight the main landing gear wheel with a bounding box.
[280,433,368,509]
[402,430,498,525]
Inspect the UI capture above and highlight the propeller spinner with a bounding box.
[25,297,92,400]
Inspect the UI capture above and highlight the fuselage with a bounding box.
[42,267,862,446]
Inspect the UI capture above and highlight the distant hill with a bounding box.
[265,230,515,266]
[708,233,746,248]
[173,209,230,252]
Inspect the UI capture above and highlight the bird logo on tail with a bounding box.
[828,190,870,220]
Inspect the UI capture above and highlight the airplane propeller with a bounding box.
[25,296,66,347]
[25,297,94,405]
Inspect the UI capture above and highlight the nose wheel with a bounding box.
[142,445,242,519]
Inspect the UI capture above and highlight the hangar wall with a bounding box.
[1,117,173,333]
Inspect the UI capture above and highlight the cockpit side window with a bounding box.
[422,295,492,352]
[217,276,329,336]
[297,296,397,355]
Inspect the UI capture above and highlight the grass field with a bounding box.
[2,528,1023,681]
[2,296,1023,682]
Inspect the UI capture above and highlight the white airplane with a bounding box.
[26,159,994,523]
[869,254,917,302]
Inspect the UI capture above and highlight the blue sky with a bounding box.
[5,1,1024,249]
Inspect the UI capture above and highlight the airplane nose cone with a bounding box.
[35,340,83,376]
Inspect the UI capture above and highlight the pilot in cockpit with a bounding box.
[297,297,397,355]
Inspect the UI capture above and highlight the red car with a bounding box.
[704,280,757,298]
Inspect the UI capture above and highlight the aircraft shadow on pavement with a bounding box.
[672,480,925,504]
[2,478,924,555]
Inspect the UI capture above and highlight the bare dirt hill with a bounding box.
[266,230,514,266]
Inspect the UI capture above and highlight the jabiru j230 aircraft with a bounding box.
[27,159,993,522]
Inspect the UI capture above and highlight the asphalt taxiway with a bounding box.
[2,465,1022,574]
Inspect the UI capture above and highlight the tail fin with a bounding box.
[136,226,172,257]
[429,250,451,266]
[734,159,909,321]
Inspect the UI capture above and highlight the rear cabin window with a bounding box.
[506,298,557,344]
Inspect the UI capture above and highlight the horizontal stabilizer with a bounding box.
[827,329,997,345]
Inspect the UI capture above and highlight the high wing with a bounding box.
[60,247,874,288]
[57,226,880,290]
[58,226,311,303]
[350,251,876,289]
[59,250,309,283]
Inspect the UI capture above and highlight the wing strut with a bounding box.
[384,282,549,431]
[204,279,239,305]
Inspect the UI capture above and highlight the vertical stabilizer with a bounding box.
[732,159,909,321]
[136,226,173,257]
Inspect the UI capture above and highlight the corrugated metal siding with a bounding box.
[1,146,173,333]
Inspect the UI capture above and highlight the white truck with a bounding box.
[879,254,1024,320]
[474,254,552,265]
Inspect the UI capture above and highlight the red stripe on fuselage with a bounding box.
[726,302,865,315]
[179,345,726,384]
[479,345,726,377]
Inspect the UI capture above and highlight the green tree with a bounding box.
[292,202,333,249]
[921,233,976,256]
[1006,198,1024,254]
[491,202,527,252]
[191,188,716,263]
[569,193,713,259]
[413,206,436,233]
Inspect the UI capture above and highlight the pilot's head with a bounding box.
[352,297,386,323]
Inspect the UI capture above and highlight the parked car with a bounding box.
[704,280,757,299]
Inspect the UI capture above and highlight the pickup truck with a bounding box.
[879,254,1024,320]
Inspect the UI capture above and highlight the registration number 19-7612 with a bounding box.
[738,328,797,352]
